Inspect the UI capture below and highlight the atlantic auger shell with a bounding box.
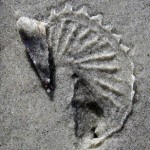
[17,4,135,149]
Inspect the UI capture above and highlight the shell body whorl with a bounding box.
[46,6,134,148]
[47,6,135,148]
